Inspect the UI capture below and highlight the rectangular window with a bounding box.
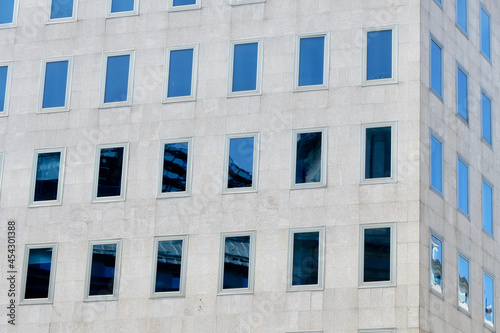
[29,148,66,207]
[482,92,492,145]
[458,253,470,313]
[361,122,397,184]
[84,239,122,301]
[294,32,329,91]
[480,6,491,60]
[100,51,135,107]
[48,0,77,22]
[168,0,201,11]
[92,143,129,202]
[20,243,58,304]
[362,25,398,85]
[287,227,325,291]
[359,223,396,287]
[484,272,495,328]
[457,157,469,216]
[430,37,443,98]
[223,133,260,193]
[456,65,468,122]
[430,233,443,295]
[151,235,188,298]
[157,138,193,198]
[430,132,443,194]
[164,45,198,103]
[456,0,468,35]
[291,128,327,189]
[0,62,13,116]
[482,178,493,235]
[0,0,18,28]
[39,57,73,112]
[218,231,256,294]
[228,38,263,96]
[107,0,138,17]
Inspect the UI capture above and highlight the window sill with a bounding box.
[46,17,77,25]
[361,77,398,86]
[168,4,201,12]
[231,0,265,5]
[360,177,397,185]
[358,281,396,288]
[29,200,62,208]
[287,285,324,292]
[157,191,191,199]
[227,91,261,98]
[430,286,444,299]
[19,299,53,305]
[291,182,326,190]
[84,295,119,302]
[293,85,328,93]
[217,289,254,296]
[0,23,17,30]
[163,96,196,104]
[98,101,133,109]
[106,11,139,19]
[37,107,70,114]
[92,196,126,204]
[150,291,185,298]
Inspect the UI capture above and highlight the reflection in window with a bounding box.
[97,146,125,198]
[50,0,74,20]
[484,273,495,328]
[295,132,322,185]
[111,0,134,13]
[104,55,130,103]
[24,248,53,299]
[292,231,319,286]
[173,0,196,6]
[34,152,61,202]
[167,49,194,98]
[430,38,442,97]
[482,180,493,235]
[365,127,391,179]
[0,0,15,25]
[456,0,468,34]
[227,137,254,189]
[457,158,468,215]
[480,7,491,59]
[457,66,468,121]
[430,234,443,294]
[154,239,184,293]
[222,236,250,289]
[363,227,391,283]
[230,41,260,94]
[430,134,443,194]
[162,142,188,193]
[366,29,392,81]
[458,254,470,312]
[482,93,492,144]
[42,60,69,110]
[89,243,117,296]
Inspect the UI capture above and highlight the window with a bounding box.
[0,0,18,28]
[218,231,256,294]
[458,253,470,313]
[157,138,193,198]
[0,153,4,190]
[291,128,327,189]
[48,0,77,22]
[168,0,201,11]
[106,0,138,17]
[20,243,58,304]
[359,223,396,287]
[294,32,329,91]
[29,148,66,207]
[100,51,135,108]
[484,272,495,328]
[164,45,199,103]
[430,233,443,295]
[456,65,468,122]
[482,91,492,145]
[231,0,264,5]
[430,37,443,98]
[433,0,443,8]
[456,0,468,35]
[92,143,129,202]
[362,25,398,85]
[480,6,491,60]
[457,157,469,216]
[361,122,397,184]
[430,132,443,194]
[84,239,122,301]
[223,133,260,193]
[482,178,493,235]
[39,57,73,112]
[151,235,188,298]
[228,38,263,96]
[0,62,13,116]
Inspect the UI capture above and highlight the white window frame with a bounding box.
[29,147,66,207]
[456,62,469,123]
[0,153,4,191]
[362,25,398,86]
[0,61,13,117]
[19,243,58,305]
[456,0,469,37]
[457,155,469,218]
[106,0,139,18]
[223,132,260,194]
[38,57,73,113]
[457,252,470,314]
[480,4,491,62]
[157,137,193,199]
[167,0,201,12]
[92,142,129,203]
[227,38,263,97]
[84,239,122,302]
[358,330,396,333]
[163,44,199,103]
[429,130,444,196]
[99,50,135,108]
[291,127,327,189]
[481,89,493,147]
[287,226,325,292]
[483,270,495,329]
[293,32,330,92]
[359,222,397,288]
[360,122,397,184]
[150,235,188,298]
[218,230,256,295]
[0,0,19,29]
[429,35,443,101]
[482,176,494,237]
[46,0,78,24]
[429,230,444,296]
[286,331,323,333]
[231,0,264,5]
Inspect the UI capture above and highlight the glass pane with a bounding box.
[0,0,15,24]
[223,236,250,289]
[0,66,7,112]
[457,68,467,120]
[457,159,468,215]
[24,248,52,299]
[458,255,470,312]
[365,127,391,179]
[111,0,134,12]
[456,0,467,33]
[43,61,68,109]
[295,132,322,184]
[232,43,258,92]
[155,240,183,293]
[89,244,117,296]
[430,40,442,96]
[292,232,319,286]
[482,94,492,144]
[50,0,74,19]
[104,55,130,103]
[430,235,443,293]
[173,0,196,6]
[430,135,442,193]
[168,49,193,98]
[34,152,61,202]
[97,147,124,197]
[298,36,324,86]
[482,181,493,234]
[481,9,490,59]
[228,137,254,188]
[364,227,391,282]
[484,274,494,327]
[162,142,188,193]
[367,30,392,80]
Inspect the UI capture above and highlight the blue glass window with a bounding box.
[295,132,322,184]
[482,180,493,235]
[222,236,250,289]
[50,0,74,19]
[227,137,254,189]
[162,141,188,193]
[456,0,468,34]
[155,239,184,293]
[34,152,61,202]
[173,0,196,6]
[232,42,258,93]
[298,36,325,87]
[24,248,53,299]
[0,0,15,24]
[89,243,117,296]
[111,0,134,13]
[457,67,468,121]
[457,158,468,215]
[104,54,131,104]
[366,30,392,81]
[484,273,495,327]
[0,65,8,112]
[42,60,69,109]
[365,126,392,179]
[430,39,442,97]
[430,235,443,294]
[458,254,470,312]
[482,93,492,144]
[363,227,391,282]
[481,7,491,59]
[430,134,443,193]
[433,0,442,7]
[292,231,319,286]
[97,147,124,198]
[167,49,194,98]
